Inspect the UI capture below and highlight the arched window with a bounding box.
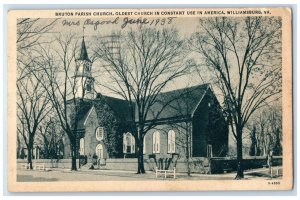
[168,130,176,153]
[96,127,104,141]
[123,132,135,154]
[86,83,92,92]
[84,63,90,72]
[95,144,103,159]
[153,131,160,153]
[207,144,213,158]
[79,138,85,155]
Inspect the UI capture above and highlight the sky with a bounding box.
[41,17,210,98]
[24,16,282,112]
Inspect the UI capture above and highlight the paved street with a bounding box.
[17,167,282,182]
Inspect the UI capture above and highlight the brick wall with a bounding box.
[88,157,211,173]
[143,123,189,159]
[18,156,282,174]
[83,107,109,160]
[210,156,283,173]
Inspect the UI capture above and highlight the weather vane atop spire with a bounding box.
[82,26,85,38]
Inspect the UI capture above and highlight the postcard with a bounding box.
[7,7,293,192]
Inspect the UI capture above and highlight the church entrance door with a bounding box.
[96,144,103,159]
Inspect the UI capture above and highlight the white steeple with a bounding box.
[73,28,95,99]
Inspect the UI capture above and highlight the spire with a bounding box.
[78,26,90,62]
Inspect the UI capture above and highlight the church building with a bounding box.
[63,37,229,165]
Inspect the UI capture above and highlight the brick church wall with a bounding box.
[83,107,109,161]
[143,122,189,160]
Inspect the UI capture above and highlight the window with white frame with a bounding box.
[79,138,85,155]
[123,132,135,154]
[96,127,104,141]
[168,130,176,153]
[152,131,160,153]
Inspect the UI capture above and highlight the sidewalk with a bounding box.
[17,166,282,182]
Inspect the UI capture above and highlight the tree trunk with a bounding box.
[27,147,33,170]
[186,125,191,176]
[71,141,77,171]
[137,139,145,174]
[71,155,77,171]
[235,131,244,179]
[27,138,34,170]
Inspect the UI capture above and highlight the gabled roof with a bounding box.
[141,84,210,122]
[75,94,133,130]
[73,84,211,129]
[96,94,133,121]
[74,99,94,130]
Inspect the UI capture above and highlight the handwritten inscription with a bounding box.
[62,20,80,26]
[84,18,119,30]
[62,17,177,30]
[121,17,176,29]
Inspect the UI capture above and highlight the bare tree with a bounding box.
[32,34,90,170]
[17,131,22,158]
[253,104,282,157]
[17,73,51,169]
[270,107,282,156]
[17,18,58,81]
[249,125,258,156]
[17,18,57,51]
[16,18,59,167]
[37,116,64,160]
[190,17,282,179]
[93,28,189,174]
[254,110,269,156]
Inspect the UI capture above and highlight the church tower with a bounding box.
[73,34,95,99]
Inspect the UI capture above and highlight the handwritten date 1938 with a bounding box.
[121,17,176,29]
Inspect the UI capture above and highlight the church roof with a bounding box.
[97,94,133,121]
[75,83,211,130]
[75,95,133,130]
[97,84,210,122]
[78,37,91,62]
[67,99,93,131]
[140,84,210,122]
